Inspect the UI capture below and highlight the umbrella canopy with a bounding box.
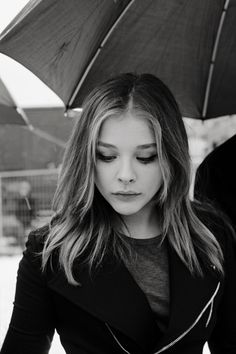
[0,0,235,120]
[0,77,28,125]
[0,77,68,145]
[0,107,75,171]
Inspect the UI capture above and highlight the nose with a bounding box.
[117,158,136,184]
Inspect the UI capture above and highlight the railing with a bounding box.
[0,169,58,254]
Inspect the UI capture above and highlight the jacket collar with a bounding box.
[154,244,221,352]
[48,252,159,352]
[47,241,221,353]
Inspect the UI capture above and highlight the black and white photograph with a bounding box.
[0,1,236,353]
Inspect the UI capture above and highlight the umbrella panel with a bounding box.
[0,77,27,125]
[0,0,235,119]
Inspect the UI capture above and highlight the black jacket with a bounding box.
[1,219,236,354]
[194,134,236,230]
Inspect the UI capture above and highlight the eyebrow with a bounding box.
[97,142,156,149]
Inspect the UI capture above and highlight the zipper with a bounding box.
[105,282,220,354]
[154,282,221,353]
[205,298,214,327]
[105,322,131,354]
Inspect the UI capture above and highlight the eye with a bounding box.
[137,154,157,164]
[96,152,116,162]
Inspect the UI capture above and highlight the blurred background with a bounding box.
[0,1,236,353]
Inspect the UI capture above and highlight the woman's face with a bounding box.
[95,111,164,218]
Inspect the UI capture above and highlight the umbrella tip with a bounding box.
[64,108,82,119]
[28,124,34,131]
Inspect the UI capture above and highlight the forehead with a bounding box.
[98,111,155,146]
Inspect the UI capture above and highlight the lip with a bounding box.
[112,192,141,201]
[112,191,141,195]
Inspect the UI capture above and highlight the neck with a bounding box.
[121,205,161,239]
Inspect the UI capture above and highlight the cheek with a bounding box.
[95,164,113,191]
[144,166,163,193]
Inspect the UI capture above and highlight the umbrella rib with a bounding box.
[30,127,66,148]
[67,0,135,109]
[16,107,32,128]
[202,0,230,118]
[18,109,66,148]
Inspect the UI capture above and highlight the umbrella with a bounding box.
[0,107,75,171]
[0,76,28,125]
[0,0,235,120]
[0,76,69,146]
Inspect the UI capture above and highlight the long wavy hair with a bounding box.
[42,73,224,284]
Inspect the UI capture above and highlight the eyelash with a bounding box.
[96,152,157,164]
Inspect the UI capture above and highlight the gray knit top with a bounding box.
[122,234,170,332]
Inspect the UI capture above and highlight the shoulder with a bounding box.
[24,215,62,272]
[23,224,50,270]
[25,224,50,252]
[198,134,236,171]
[192,202,236,251]
[193,203,236,278]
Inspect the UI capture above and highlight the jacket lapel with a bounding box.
[47,242,222,353]
[154,243,222,352]
[47,253,160,352]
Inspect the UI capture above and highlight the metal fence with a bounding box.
[0,169,58,254]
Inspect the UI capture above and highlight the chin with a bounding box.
[112,204,143,216]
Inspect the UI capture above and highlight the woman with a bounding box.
[1,73,236,354]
